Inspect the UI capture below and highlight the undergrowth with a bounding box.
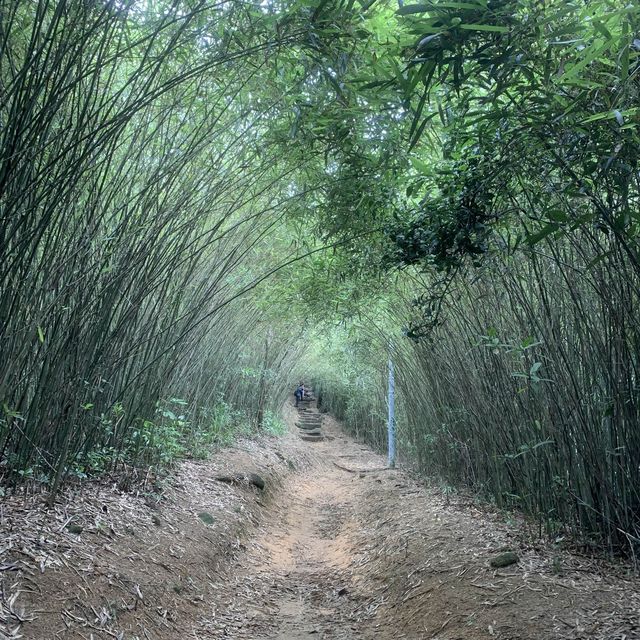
[1,397,285,492]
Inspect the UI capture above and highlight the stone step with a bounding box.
[297,424,322,432]
[300,433,323,442]
[297,427,321,435]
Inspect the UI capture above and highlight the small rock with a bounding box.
[198,512,215,525]
[490,551,519,568]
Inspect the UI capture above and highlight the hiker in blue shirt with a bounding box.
[294,382,304,407]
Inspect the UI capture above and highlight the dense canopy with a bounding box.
[1,0,639,554]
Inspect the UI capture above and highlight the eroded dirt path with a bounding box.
[197,412,384,639]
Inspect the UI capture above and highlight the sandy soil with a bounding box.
[1,402,638,640]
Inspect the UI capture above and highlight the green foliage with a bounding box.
[262,410,288,436]
[130,420,186,468]
[305,321,396,449]
[187,401,240,455]
[0,0,318,493]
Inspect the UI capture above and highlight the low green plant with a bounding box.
[127,418,185,468]
[262,410,287,436]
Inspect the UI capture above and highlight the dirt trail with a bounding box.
[2,404,639,639]
[198,412,385,639]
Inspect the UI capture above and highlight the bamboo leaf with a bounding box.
[526,223,560,246]
[458,24,510,33]
[620,18,630,80]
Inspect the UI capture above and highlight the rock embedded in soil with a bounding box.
[198,512,215,525]
[490,551,519,568]
[215,472,266,490]
[66,523,84,535]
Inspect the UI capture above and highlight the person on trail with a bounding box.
[294,382,304,407]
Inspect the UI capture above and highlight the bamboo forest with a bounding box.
[1,1,640,638]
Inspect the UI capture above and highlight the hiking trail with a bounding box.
[1,394,638,639]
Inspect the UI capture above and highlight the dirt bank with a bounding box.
[1,405,638,639]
